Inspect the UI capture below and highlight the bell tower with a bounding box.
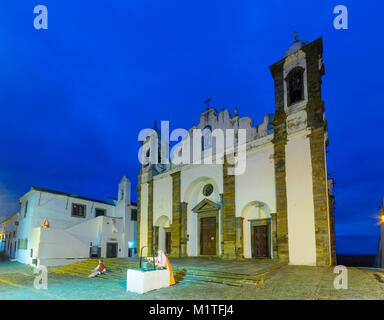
[269,34,335,266]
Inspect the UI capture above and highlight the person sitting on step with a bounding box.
[88,259,106,278]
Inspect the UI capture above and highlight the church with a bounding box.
[137,35,337,266]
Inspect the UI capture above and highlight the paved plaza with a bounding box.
[0,256,384,300]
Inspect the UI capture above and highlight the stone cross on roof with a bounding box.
[294,31,298,42]
[204,98,212,110]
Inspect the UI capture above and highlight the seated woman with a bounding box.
[88,259,106,278]
[155,250,175,286]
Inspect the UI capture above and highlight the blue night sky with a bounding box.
[0,1,383,254]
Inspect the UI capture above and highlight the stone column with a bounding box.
[153,226,159,252]
[136,184,141,257]
[147,181,153,249]
[303,39,333,266]
[170,171,181,257]
[180,202,188,257]
[270,58,289,263]
[235,217,244,258]
[273,137,289,261]
[222,157,236,259]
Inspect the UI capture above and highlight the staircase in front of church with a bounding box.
[49,258,285,288]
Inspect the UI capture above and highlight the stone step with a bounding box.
[175,273,265,286]
[49,259,280,287]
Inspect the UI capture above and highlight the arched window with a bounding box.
[286,67,305,106]
[202,126,212,151]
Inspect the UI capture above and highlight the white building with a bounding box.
[0,212,20,259]
[137,36,336,266]
[1,175,137,266]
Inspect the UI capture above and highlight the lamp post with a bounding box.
[377,201,384,268]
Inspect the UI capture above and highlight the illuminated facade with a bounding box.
[137,36,336,266]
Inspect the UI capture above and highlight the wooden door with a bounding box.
[200,216,216,255]
[165,232,171,254]
[251,225,268,257]
[106,243,118,258]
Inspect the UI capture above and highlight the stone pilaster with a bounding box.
[270,59,289,262]
[303,38,333,266]
[180,202,188,257]
[170,171,181,257]
[136,184,141,257]
[153,226,159,252]
[147,181,153,249]
[235,217,244,258]
[222,158,236,259]
[271,213,278,258]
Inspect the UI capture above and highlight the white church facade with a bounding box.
[137,36,336,266]
[0,176,137,266]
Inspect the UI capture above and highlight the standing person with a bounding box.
[156,250,175,286]
[88,259,107,278]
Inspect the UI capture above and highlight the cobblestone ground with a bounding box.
[0,257,383,300]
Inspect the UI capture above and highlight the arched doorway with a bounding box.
[154,215,171,254]
[241,201,272,259]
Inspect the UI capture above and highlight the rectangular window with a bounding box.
[19,238,28,250]
[71,203,86,218]
[95,208,106,217]
[23,239,26,249]
[131,209,137,221]
[24,200,28,218]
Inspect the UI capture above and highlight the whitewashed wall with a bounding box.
[235,144,276,258]
[235,144,276,216]
[285,129,317,265]
[153,176,173,225]
[15,193,36,264]
[25,191,115,230]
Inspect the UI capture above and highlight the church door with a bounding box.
[200,216,216,255]
[251,225,268,257]
[165,232,171,254]
[106,242,118,258]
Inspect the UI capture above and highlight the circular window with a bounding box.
[202,184,214,197]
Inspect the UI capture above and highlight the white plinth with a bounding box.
[126,269,170,294]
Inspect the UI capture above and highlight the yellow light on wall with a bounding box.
[381,215,384,223]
